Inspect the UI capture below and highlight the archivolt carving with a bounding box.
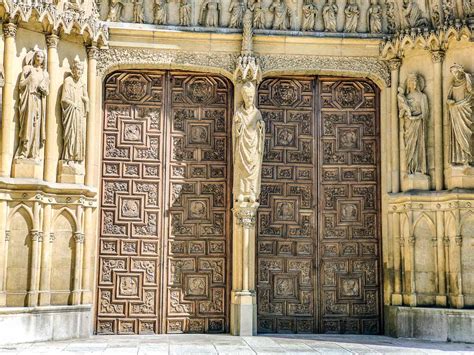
[96,48,237,77]
[259,54,390,87]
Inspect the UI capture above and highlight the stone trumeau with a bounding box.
[0,0,473,345]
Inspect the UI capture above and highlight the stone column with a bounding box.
[0,23,17,177]
[72,232,84,305]
[27,200,42,306]
[231,202,258,336]
[0,200,8,305]
[85,45,98,187]
[389,59,401,193]
[39,203,52,305]
[44,33,60,182]
[391,211,402,305]
[404,232,417,306]
[431,50,445,191]
[450,235,464,308]
[435,208,447,306]
[81,206,95,303]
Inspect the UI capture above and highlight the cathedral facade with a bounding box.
[0,0,473,344]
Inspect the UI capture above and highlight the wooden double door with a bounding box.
[256,77,382,334]
[97,71,232,334]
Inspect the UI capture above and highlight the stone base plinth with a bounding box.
[0,305,92,345]
[57,161,85,184]
[445,165,474,189]
[230,291,256,336]
[11,158,42,179]
[385,306,474,342]
[402,173,430,191]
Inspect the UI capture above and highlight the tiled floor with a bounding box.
[1,334,473,354]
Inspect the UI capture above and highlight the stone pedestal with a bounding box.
[402,173,430,191]
[11,158,43,179]
[231,291,256,336]
[436,295,447,307]
[391,293,402,306]
[57,161,85,184]
[445,165,474,189]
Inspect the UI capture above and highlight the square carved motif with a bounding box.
[118,196,143,221]
[274,125,297,148]
[185,197,211,222]
[337,127,361,151]
[337,200,362,225]
[115,273,142,300]
[186,122,213,149]
[273,275,298,300]
[121,121,145,144]
[273,199,298,224]
[338,276,362,299]
[184,274,209,299]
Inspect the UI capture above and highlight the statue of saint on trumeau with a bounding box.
[398,73,429,175]
[447,64,473,166]
[16,49,49,160]
[61,58,89,165]
[233,82,265,202]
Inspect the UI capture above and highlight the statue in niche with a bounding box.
[200,0,221,27]
[250,0,266,29]
[154,0,168,25]
[367,0,382,33]
[179,0,192,26]
[344,0,360,33]
[16,49,49,160]
[132,0,144,23]
[61,58,89,165]
[322,0,338,32]
[106,0,123,21]
[228,0,245,28]
[447,64,473,166]
[386,0,397,32]
[270,0,289,30]
[302,0,317,31]
[402,0,429,28]
[398,73,429,175]
[233,81,265,203]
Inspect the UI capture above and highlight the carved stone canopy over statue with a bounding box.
[16,49,49,161]
[233,81,265,203]
[61,57,89,165]
[398,73,429,175]
[448,64,473,166]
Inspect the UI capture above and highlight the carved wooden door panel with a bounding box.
[256,77,381,334]
[97,71,231,335]
[165,73,231,334]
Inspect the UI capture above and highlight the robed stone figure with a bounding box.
[398,73,429,175]
[17,49,49,160]
[61,58,89,164]
[233,82,265,202]
[448,64,473,165]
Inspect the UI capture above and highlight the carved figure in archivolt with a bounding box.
[302,0,317,31]
[398,73,429,175]
[270,0,289,30]
[233,82,265,202]
[200,0,221,27]
[367,0,382,33]
[402,0,429,28]
[322,0,338,32]
[447,64,473,166]
[250,0,267,29]
[132,0,144,23]
[228,0,245,27]
[179,0,192,26]
[16,49,49,160]
[154,0,168,25]
[344,0,360,32]
[106,0,124,21]
[61,58,89,164]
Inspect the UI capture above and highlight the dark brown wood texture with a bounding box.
[97,71,232,335]
[256,77,381,334]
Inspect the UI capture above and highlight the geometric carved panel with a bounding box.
[257,77,381,335]
[98,71,231,335]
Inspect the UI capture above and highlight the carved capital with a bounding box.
[399,236,405,246]
[233,54,262,84]
[45,34,59,49]
[49,233,55,243]
[3,23,17,38]
[233,203,258,229]
[5,230,10,242]
[74,232,85,243]
[388,58,401,71]
[408,235,415,245]
[31,230,43,242]
[443,236,450,246]
[430,50,445,63]
[455,235,462,246]
[86,45,99,60]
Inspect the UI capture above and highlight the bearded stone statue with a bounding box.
[233,81,265,202]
